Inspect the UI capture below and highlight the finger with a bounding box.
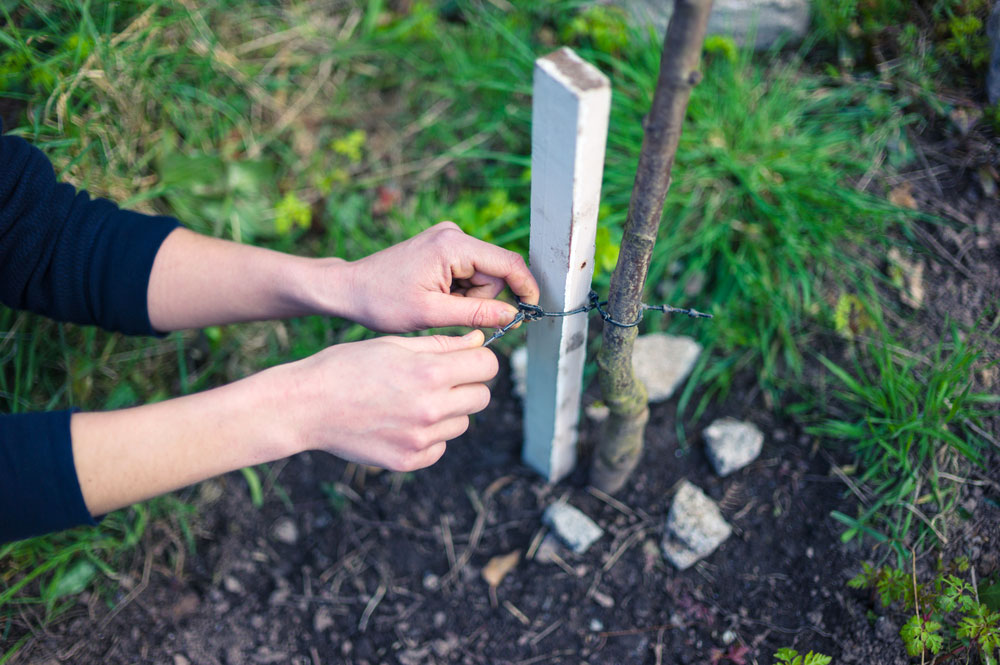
[390,330,485,353]
[457,272,507,300]
[401,440,449,471]
[454,241,539,306]
[433,347,498,386]
[441,383,492,419]
[423,293,519,329]
[425,415,471,444]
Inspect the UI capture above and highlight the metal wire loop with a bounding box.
[482,290,712,347]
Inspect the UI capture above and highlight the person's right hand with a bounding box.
[263,329,497,471]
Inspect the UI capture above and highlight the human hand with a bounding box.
[335,222,539,333]
[266,329,497,471]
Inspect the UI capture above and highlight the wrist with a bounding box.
[294,256,359,321]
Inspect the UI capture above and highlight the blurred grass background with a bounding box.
[1,0,997,644]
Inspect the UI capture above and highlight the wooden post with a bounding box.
[523,48,611,483]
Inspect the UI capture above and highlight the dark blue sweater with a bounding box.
[0,120,179,543]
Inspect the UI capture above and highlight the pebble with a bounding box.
[513,334,700,405]
[631,334,701,402]
[533,533,563,564]
[313,607,335,633]
[542,502,604,554]
[615,0,810,50]
[223,575,244,594]
[661,481,732,570]
[271,517,299,545]
[173,656,191,665]
[721,630,737,646]
[422,572,440,591]
[703,417,764,477]
[589,618,605,632]
[590,589,615,608]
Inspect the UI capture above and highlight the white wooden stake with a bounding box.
[523,48,611,483]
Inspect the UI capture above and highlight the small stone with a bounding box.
[590,589,615,608]
[543,502,604,554]
[703,418,764,477]
[174,655,191,665]
[422,572,440,591]
[253,647,289,664]
[433,611,447,629]
[720,630,736,646]
[585,401,610,422]
[223,575,244,594]
[661,481,732,570]
[510,346,527,399]
[533,533,563,564]
[589,618,604,632]
[616,0,810,50]
[271,517,299,545]
[313,607,334,633]
[631,334,701,402]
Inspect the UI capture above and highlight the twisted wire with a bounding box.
[483,290,712,347]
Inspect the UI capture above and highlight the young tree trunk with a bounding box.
[590,0,715,494]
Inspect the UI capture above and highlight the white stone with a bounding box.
[616,0,810,50]
[271,517,299,545]
[632,333,701,403]
[542,501,604,554]
[661,481,731,570]
[703,417,764,477]
[511,346,527,399]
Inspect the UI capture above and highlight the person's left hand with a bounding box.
[333,222,540,333]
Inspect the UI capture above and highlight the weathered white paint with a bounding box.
[523,48,611,482]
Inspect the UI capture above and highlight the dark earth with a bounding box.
[5,91,1000,665]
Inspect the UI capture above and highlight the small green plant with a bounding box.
[849,559,1000,663]
[805,316,998,557]
[773,648,832,665]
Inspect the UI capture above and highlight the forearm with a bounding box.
[147,228,350,331]
[70,368,296,517]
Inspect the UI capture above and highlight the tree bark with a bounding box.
[590,0,714,494]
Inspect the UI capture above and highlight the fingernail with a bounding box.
[503,306,519,324]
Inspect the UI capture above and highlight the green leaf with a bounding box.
[50,560,96,599]
[240,467,264,508]
[980,581,1000,612]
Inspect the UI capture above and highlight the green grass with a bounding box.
[801,310,999,560]
[0,0,993,651]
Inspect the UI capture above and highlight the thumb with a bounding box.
[425,295,519,330]
[393,330,486,353]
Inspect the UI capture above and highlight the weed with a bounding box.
[849,558,1000,663]
[773,648,833,665]
[804,319,998,558]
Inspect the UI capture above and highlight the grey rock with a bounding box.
[543,501,604,554]
[989,1,1000,104]
[223,575,245,594]
[661,481,732,570]
[703,417,764,476]
[533,533,564,564]
[515,333,699,404]
[616,0,810,50]
[632,333,701,402]
[313,606,335,633]
[271,517,298,545]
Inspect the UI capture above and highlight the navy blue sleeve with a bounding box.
[0,119,180,335]
[0,410,96,542]
[1,120,181,543]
